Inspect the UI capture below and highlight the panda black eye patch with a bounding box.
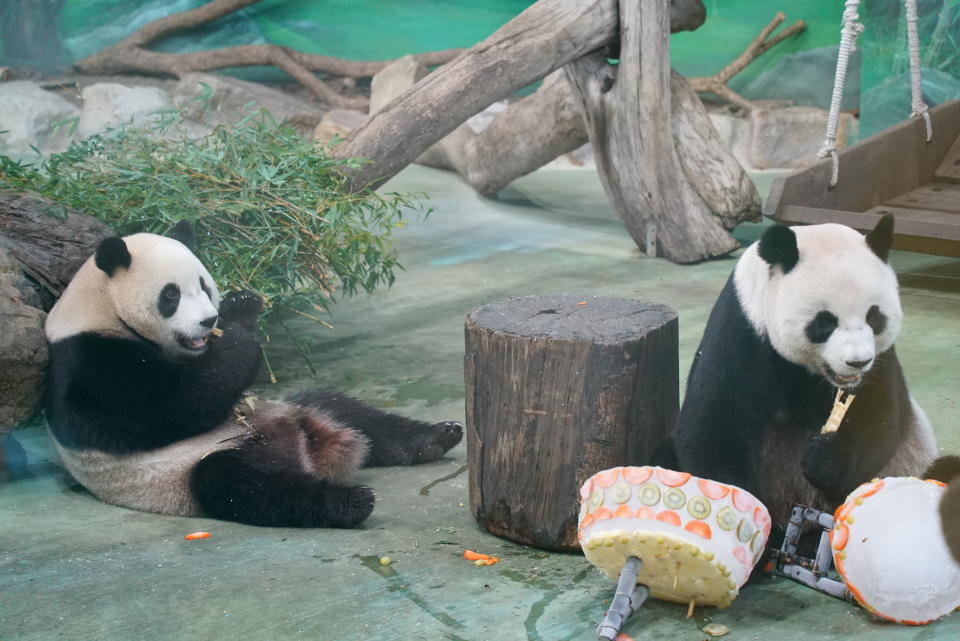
[805,311,838,343]
[158,283,181,318]
[866,304,887,335]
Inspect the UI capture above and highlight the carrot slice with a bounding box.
[184,531,211,540]
[463,550,492,561]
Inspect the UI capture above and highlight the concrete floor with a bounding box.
[2,165,959,641]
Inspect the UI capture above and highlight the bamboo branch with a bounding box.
[688,12,806,110]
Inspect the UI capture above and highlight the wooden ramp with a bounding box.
[765,100,960,257]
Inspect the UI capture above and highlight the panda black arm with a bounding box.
[672,277,773,493]
[801,347,910,501]
[47,324,261,453]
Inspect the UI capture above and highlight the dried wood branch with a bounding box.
[74,0,464,110]
[688,12,806,111]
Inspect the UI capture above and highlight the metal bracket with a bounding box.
[772,505,852,601]
[645,223,657,257]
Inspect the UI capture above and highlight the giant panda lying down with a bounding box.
[44,222,462,528]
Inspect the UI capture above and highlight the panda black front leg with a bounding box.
[801,431,856,497]
[287,390,463,466]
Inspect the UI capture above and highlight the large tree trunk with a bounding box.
[333,0,706,192]
[464,294,679,551]
[564,3,747,262]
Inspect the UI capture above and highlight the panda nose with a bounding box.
[846,358,872,370]
[200,315,218,329]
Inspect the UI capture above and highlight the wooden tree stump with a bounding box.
[464,294,678,551]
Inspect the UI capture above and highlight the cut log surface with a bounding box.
[464,294,679,551]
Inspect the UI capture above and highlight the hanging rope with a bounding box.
[819,0,864,187]
[904,0,933,141]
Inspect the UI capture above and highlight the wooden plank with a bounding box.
[884,182,960,214]
[863,205,960,240]
[766,100,960,217]
[935,132,960,183]
[778,204,960,256]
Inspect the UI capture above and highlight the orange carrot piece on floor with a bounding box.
[184,531,211,540]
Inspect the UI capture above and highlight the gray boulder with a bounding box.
[749,106,858,170]
[370,55,428,115]
[76,83,173,139]
[174,73,325,127]
[0,81,80,158]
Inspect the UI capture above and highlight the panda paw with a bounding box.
[801,432,846,492]
[219,290,263,329]
[410,421,463,464]
[375,421,463,466]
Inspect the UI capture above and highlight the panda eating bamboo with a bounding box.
[44,221,463,528]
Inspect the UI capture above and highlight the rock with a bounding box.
[465,100,508,134]
[370,55,428,115]
[0,81,80,157]
[174,72,325,127]
[707,111,753,170]
[739,45,860,112]
[748,106,858,170]
[311,109,369,145]
[76,83,173,139]
[0,250,48,434]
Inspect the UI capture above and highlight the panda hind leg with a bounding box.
[287,389,463,467]
[190,447,375,528]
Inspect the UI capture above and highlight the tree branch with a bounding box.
[73,0,464,109]
[688,12,806,110]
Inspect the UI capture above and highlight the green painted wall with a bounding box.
[6,1,957,140]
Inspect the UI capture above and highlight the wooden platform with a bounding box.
[765,100,960,257]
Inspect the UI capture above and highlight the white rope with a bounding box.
[904,0,933,141]
[819,0,864,187]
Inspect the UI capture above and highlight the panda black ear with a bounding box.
[95,237,131,277]
[757,224,799,273]
[865,214,894,262]
[168,220,197,251]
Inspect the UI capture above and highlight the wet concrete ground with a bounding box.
[2,165,958,640]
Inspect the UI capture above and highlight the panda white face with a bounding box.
[98,233,221,358]
[735,218,901,390]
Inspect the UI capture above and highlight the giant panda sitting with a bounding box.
[664,215,938,527]
[44,222,462,528]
